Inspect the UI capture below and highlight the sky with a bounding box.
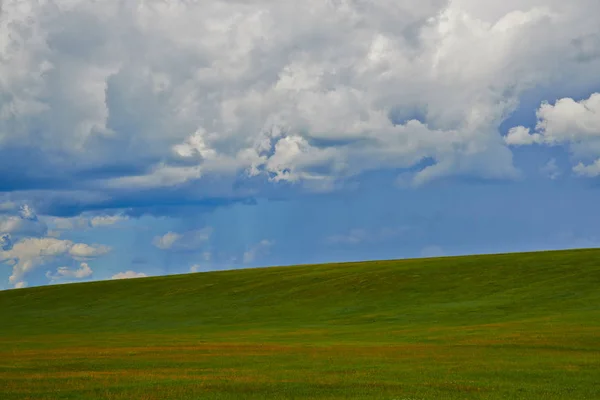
[1,0,600,290]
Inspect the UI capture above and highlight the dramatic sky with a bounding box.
[2,0,600,289]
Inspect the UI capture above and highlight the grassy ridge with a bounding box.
[1,249,600,399]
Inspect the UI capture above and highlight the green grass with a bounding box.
[1,248,600,399]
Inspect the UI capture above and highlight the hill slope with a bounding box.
[1,249,600,399]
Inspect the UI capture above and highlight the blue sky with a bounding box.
[2,0,600,289]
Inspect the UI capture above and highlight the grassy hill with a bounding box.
[1,249,600,399]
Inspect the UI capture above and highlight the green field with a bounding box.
[1,249,600,399]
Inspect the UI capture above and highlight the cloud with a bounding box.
[243,240,274,264]
[50,217,90,231]
[504,126,542,146]
[506,93,600,145]
[189,264,201,273]
[420,245,445,258]
[541,158,561,180]
[48,213,128,231]
[0,237,110,287]
[573,159,600,178]
[0,202,18,214]
[1,0,599,214]
[152,232,182,250]
[189,252,212,272]
[152,227,212,251]
[89,214,128,227]
[111,271,147,280]
[0,205,48,239]
[0,233,13,251]
[14,281,27,289]
[506,93,600,176]
[46,262,93,283]
[19,205,37,220]
[69,243,111,260]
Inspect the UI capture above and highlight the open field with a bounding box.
[1,248,600,399]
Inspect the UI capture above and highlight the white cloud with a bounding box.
[0,205,47,239]
[89,215,128,227]
[541,158,561,180]
[49,217,88,231]
[189,252,212,272]
[573,159,600,177]
[152,227,212,251]
[243,239,274,264]
[1,0,599,209]
[420,245,445,258]
[190,264,201,273]
[14,281,27,289]
[69,243,111,259]
[507,93,600,146]
[507,93,600,176]
[536,94,600,145]
[152,231,182,250]
[111,271,147,280]
[19,205,37,220]
[190,251,212,272]
[504,126,542,146]
[46,262,93,283]
[0,237,110,287]
[48,214,128,231]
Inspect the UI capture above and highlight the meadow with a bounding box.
[1,249,599,399]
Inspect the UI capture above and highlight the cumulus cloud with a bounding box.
[46,262,93,283]
[506,93,600,176]
[1,0,599,214]
[0,205,47,239]
[152,227,212,251]
[0,237,110,287]
[506,93,600,145]
[504,126,542,146]
[243,239,273,264]
[111,271,147,280]
[573,159,600,177]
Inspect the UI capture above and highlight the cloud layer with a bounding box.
[1,0,599,216]
[2,0,600,288]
